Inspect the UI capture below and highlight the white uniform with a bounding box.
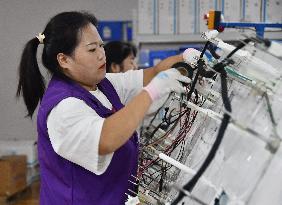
[47,70,143,175]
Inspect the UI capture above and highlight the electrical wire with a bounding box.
[171,68,231,205]
[171,37,256,204]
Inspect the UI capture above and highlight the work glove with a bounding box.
[183,48,203,67]
[143,68,191,101]
[183,48,215,79]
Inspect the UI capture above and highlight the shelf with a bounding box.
[134,31,282,47]
[135,33,208,44]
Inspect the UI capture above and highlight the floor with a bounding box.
[7,180,40,205]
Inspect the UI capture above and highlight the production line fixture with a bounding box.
[125,30,282,205]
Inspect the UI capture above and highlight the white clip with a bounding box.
[125,195,140,205]
[36,32,45,44]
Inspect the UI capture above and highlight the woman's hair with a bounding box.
[104,41,137,72]
[16,11,98,118]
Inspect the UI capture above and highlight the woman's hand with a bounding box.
[143,68,191,101]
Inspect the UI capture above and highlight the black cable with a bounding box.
[146,93,172,129]
[171,68,231,205]
[153,44,210,134]
[163,107,171,125]
[226,38,251,58]
[173,38,254,204]
[144,123,163,146]
[207,44,220,59]
[186,59,205,101]
[200,42,210,58]
[158,165,165,192]
[212,38,252,74]
[193,89,199,104]
[199,70,217,78]
[186,41,210,101]
[264,92,277,126]
[172,62,194,79]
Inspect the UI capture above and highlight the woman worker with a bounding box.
[104,41,138,73]
[16,11,194,204]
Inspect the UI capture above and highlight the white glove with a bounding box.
[183,48,202,67]
[143,68,191,101]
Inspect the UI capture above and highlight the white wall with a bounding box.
[0,0,137,140]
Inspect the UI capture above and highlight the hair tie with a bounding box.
[36,33,45,44]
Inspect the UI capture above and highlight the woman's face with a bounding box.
[65,23,106,91]
[120,53,137,72]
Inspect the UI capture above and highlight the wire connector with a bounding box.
[125,195,140,205]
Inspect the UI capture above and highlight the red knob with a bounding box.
[217,25,224,32]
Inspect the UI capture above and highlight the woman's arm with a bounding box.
[99,90,152,154]
[143,54,184,86]
[100,54,189,155]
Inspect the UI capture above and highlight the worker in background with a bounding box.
[104,41,138,73]
[16,11,193,205]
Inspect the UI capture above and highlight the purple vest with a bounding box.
[37,76,139,205]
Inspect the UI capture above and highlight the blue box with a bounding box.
[125,21,133,41]
[179,44,203,52]
[97,21,132,42]
[148,50,179,67]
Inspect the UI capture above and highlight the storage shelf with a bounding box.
[134,31,282,46]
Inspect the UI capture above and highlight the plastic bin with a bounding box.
[97,21,132,41]
[148,50,179,67]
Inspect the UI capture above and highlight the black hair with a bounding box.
[16,11,98,118]
[104,41,137,72]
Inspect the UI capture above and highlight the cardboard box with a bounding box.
[0,155,27,196]
[0,139,37,165]
[27,163,40,186]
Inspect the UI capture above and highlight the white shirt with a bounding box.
[47,70,143,175]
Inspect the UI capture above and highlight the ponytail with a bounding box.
[16,38,45,118]
[17,11,99,118]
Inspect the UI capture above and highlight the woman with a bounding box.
[16,11,191,205]
[104,41,138,73]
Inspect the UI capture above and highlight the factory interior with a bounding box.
[0,0,282,204]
